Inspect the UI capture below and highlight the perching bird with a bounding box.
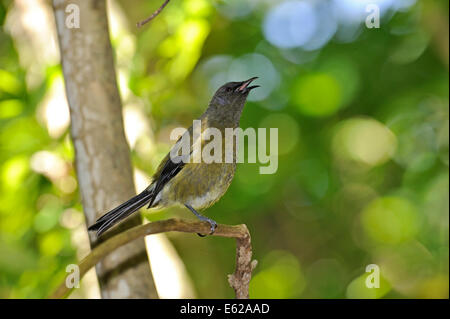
[88,77,259,237]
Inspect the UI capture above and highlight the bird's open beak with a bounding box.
[236,77,260,93]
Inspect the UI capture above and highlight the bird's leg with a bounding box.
[184,204,217,236]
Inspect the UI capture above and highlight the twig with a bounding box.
[49,218,256,299]
[136,0,170,28]
[228,224,258,299]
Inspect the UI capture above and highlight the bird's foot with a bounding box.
[196,216,217,237]
[184,204,217,237]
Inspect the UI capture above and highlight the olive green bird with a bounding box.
[88,77,259,237]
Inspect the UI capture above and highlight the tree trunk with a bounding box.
[52,0,157,298]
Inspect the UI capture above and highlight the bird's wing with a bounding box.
[147,125,196,207]
[147,154,185,208]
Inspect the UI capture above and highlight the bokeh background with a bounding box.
[0,0,448,298]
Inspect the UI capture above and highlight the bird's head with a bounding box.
[213,77,259,104]
[207,77,259,125]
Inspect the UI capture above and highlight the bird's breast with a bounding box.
[160,162,236,210]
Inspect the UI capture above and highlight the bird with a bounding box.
[88,77,259,237]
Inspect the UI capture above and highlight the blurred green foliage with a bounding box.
[0,0,448,298]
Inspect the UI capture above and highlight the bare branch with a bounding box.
[49,218,256,299]
[228,224,258,299]
[136,0,171,28]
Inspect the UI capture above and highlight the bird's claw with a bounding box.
[209,220,217,235]
[184,204,217,237]
[197,220,217,237]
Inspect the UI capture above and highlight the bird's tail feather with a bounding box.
[88,189,153,237]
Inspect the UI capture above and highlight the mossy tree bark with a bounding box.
[52,0,157,298]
